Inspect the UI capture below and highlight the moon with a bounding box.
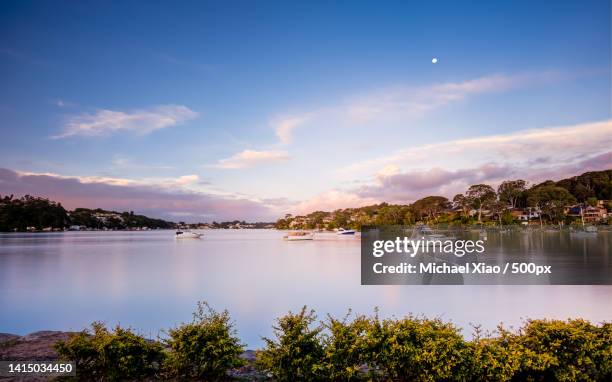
[431,57,438,64]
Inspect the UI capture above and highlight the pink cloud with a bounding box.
[0,168,277,222]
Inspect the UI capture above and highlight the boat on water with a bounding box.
[336,228,356,235]
[413,226,454,241]
[283,231,314,241]
[175,230,203,239]
[571,225,598,237]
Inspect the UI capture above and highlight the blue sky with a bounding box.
[0,0,610,221]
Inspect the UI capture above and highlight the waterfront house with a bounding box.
[567,204,608,223]
[510,208,540,222]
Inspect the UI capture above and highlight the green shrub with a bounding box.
[55,309,612,381]
[372,315,468,382]
[55,322,165,381]
[320,311,371,380]
[164,301,245,381]
[256,306,324,381]
[510,319,611,381]
[459,325,521,382]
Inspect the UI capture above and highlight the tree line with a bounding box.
[276,169,612,229]
[0,194,175,231]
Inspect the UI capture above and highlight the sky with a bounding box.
[0,0,610,222]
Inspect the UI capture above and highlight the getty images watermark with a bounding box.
[360,226,611,285]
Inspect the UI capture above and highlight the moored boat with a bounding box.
[283,231,314,241]
[175,230,203,239]
[336,228,356,235]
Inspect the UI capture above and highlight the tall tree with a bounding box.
[411,196,450,224]
[527,185,576,226]
[452,194,471,219]
[489,200,508,226]
[466,184,496,223]
[497,180,527,209]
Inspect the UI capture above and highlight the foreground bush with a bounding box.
[461,326,522,381]
[256,310,612,382]
[55,322,165,381]
[163,301,245,380]
[375,315,468,382]
[53,306,612,381]
[320,311,371,380]
[509,319,611,381]
[256,306,325,381]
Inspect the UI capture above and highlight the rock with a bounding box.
[0,331,74,361]
[0,332,269,380]
[0,334,20,345]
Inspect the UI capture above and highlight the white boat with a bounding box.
[336,228,356,235]
[175,230,203,239]
[413,226,454,241]
[283,231,314,241]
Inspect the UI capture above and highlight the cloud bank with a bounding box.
[296,120,612,214]
[0,168,277,222]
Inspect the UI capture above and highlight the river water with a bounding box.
[1,229,611,347]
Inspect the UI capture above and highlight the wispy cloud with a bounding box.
[344,72,547,122]
[210,72,562,173]
[273,115,310,144]
[262,71,561,149]
[212,150,290,169]
[53,104,198,138]
[270,72,558,134]
[110,155,174,171]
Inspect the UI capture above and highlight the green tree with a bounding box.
[489,199,508,226]
[411,196,450,224]
[527,185,576,226]
[497,179,527,209]
[453,193,471,219]
[466,185,497,223]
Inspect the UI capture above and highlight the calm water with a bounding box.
[1,229,611,347]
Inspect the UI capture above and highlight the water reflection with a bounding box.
[1,230,611,347]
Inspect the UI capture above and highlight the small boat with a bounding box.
[283,231,314,241]
[175,230,203,239]
[571,225,598,237]
[410,226,455,241]
[336,228,356,235]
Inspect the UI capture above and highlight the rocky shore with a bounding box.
[0,331,264,381]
